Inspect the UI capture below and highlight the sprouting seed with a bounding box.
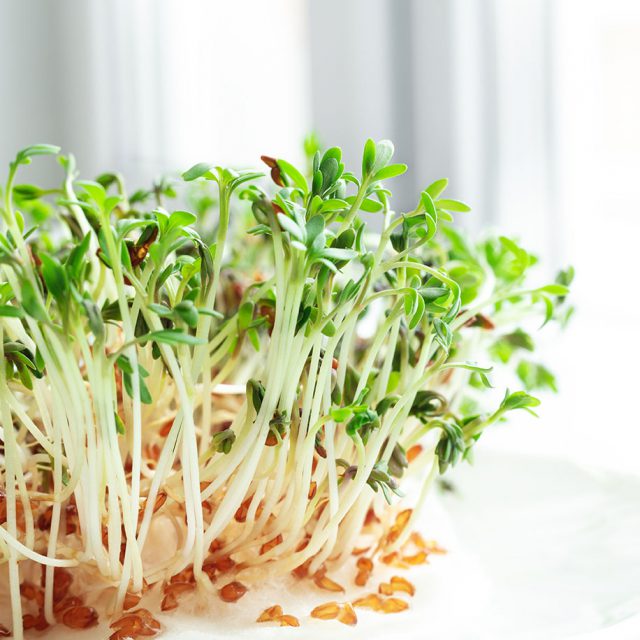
[337,602,358,626]
[219,581,248,603]
[310,601,340,620]
[257,604,283,622]
[278,614,300,627]
[61,605,99,629]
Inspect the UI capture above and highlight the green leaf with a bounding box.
[362,138,376,176]
[148,303,173,317]
[425,178,448,199]
[277,214,304,242]
[330,406,354,422]
[373,163,407,182]
[489,329,534,363]
[174,300,199,328]
[247,327,260,351]
[13,184,46,201]
[536,283,570,296]
[167,210,197,231]
[437,198,471,212]
[182,162,214,181]
[409,294,425,330]
[322,320,336,337]
[247,379,265,413]
[0,305,23,318]
[76,180,106,207]
[358,197,383,213]
[305,215,325,246]
[141,329,204,347]
[40,253,68,302]
[433,318,453,351]
[498,390,541,416]
[277,159,307,193]
[372,140,394,173]
[65,233,91,282]
[516,360,558,393]
[443,362,493,388]
[322,247,357,261]
[81,298,105,341]
[114,412,126,435]
[238,301,254,331]
[20,280,48,323]
[15,144,60,166]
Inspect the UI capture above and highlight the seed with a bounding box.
[406,444,423,463]
[170,565,195,584]
[144,443,161,462]
[352,594,383,611]
[313,571,345,593]
[126,609,161,635]
[295,535,310,552]
[37,505,53,530]
[337,602,357,626]
[62,605,99,629]
[292,557,312,579]
[260,155,277,168]
[380,552,408,568]
[425,539,446,554]
[390,575,415,596]
[153,491,167,513]
[378,582,393,596]
[209,538,224,553]
[234,496,253,522]
[402,551,428,565]
[34,612,49,631]
[159,419,172,437]
[265,431,278,446]
[53,568,73,602]
[110,614,143,633]
[310,601,340,620]
[354,570,369,587]
[351,546,371,556]
[161,592,178,611]
[257,604,283,622]
[20,581,44,605]
[219,581,247,603]
[22,614,37,630]
[356,557,373,572]
[387,509,412,544]
[278,614,300,627]
[308,481,317,499]
[211,555,235,572]
[54,596,82,617]
[409,531,427,550]
[364,507,380,526]
[381,597,409,614]
[123,591,142,610]
[260,533,283,555]
[64,502,78,535]
[202,560,217,581]
[23,609,49,631]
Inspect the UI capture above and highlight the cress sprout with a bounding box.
[0,139,570,637]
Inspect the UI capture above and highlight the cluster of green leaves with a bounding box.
[0,137,571,495]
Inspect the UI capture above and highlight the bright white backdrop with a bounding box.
[0,0,310,186]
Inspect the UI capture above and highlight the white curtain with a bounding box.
[0,0,311,187]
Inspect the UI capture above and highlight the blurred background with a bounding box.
[0,0,638,472]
